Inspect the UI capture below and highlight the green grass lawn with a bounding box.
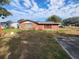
[3,29,20,33]
[4,30,70,59]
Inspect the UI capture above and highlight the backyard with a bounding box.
[0,26,79,59]
[0,30,71,59]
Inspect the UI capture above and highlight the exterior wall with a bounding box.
[31,22,38,30]
[36,25,59,30]
[36,25,44,30]
[51,25,59,30]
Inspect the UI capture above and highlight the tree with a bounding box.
[6,20,13,28]
[47,15,62,23]
[0,0,10,5]
[0,0,11,18]
[0,7,11,18]
[63,17,79,26]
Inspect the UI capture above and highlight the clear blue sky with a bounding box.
[1,0,79,22]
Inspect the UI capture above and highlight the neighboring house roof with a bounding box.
[18,20,59,25]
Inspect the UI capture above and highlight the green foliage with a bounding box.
[0,0,10,5]
[47,15,62,23]
[6,31,70,59]
[3,29,20,33]
[0,7,12,18]
[0,0,11,18]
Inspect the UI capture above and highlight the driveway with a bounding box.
[57,37,79,59]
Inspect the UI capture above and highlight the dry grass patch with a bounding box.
[55,26,79,36]
[5,30,70,59]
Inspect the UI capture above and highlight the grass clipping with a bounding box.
[0,30,70,59]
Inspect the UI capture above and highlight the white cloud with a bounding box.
[23,0,32,7]
[4,0,79,21]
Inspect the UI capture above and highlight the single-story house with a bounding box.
[18,20,59,30]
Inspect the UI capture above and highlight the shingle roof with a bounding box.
[18,20,37,24]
